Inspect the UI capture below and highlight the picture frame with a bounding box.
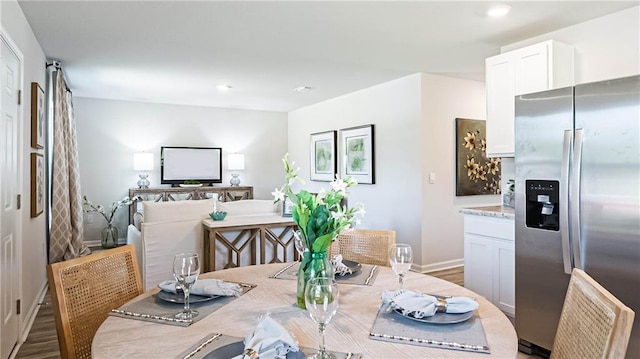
[340,124,375,184]
[309,130,337,182]
[282,196,294,217]
[455,118,501,196]
[31,82,45,149]
[31,153,44,217]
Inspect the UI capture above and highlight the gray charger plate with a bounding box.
[394,308,474,324]
[203,341,304,359]
[156,291,220,304]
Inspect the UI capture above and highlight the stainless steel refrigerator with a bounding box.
[514,75,640,357]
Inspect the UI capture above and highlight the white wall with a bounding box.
[0,0,48,343]
[73,97,288,242]
[502,6,640,84]
[420,74,498,271]
[288,74,493,270]
[289,75,424,262]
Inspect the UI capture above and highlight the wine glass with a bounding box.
[173,253,200,320]
[389,243,413,289]
[304,277,339,359]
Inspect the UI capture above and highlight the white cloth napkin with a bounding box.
[158,279,242,297]
[231,314,299,359]
[382,290,478,319]
[330,254,353,276]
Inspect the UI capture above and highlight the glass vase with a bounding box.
[295,231,335,309]
[101,223,119,249]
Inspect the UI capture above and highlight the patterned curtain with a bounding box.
[49,71,90,263]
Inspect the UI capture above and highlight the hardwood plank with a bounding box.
[15,292,60,359]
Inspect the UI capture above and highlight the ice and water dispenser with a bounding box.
[525,180,560,231]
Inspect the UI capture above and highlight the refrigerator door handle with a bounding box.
[561,129,574,274]
[571,128,584,270]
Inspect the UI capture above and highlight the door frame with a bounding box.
[0,25,25,353]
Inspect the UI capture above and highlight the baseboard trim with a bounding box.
[85,239,101,248]
[412,259,464,274]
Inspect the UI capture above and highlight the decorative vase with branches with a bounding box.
[83,195,133,248]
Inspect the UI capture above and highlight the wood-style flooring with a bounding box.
[12,266,540,359]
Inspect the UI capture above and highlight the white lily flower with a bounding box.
[331,211,344,220]
[330,179,348,194]
[355,218,362,226]
[356,207,366,217]
[271,188,285,202]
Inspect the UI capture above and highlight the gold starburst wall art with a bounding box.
[455,118,501,196]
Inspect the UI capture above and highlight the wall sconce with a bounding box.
[228,153,245,187]
[134,152,154,188]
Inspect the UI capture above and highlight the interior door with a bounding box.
[0,35,21,359]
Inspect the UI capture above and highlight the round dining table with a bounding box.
[92,263,518,358]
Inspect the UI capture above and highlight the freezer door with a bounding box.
[574,75,640,357]
[514,86,573,352]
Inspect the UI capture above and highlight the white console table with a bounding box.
[202,214,297,272]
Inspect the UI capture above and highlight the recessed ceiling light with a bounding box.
[217,85,232,92]
[293,86,312,92]
[487,4,511,17]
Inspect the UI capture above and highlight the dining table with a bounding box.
[92,263,518,358]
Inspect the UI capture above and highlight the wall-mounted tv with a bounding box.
[161,146,222,185]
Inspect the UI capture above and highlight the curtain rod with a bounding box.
[45,61,72,94]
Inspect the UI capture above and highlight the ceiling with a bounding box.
[18,1,638,112]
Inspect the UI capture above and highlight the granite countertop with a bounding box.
[460,205,515,219]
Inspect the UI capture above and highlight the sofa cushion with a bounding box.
[217,199,278,216]
[143,198,216,223]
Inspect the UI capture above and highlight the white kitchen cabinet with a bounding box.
[486,40,574,158]
[463,214,515,317]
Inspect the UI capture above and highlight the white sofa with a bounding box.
[127,198,278,290]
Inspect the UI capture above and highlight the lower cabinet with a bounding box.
[463,214,515,317]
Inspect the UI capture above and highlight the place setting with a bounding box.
[110,253,256,326]
[178,276,361,359]
[270,239,379,286]
[368,244,490,354]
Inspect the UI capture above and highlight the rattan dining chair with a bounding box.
[47,244,144,359]
[329,229,396,266]
[550,268,635,359]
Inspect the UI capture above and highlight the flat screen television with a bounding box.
[161,146,222,185]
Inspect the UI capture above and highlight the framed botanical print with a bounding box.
[309,130,337,182]
[282,196,294,217]
[31,153,44,217]
[340,124,375,184]
[31,82,45,149]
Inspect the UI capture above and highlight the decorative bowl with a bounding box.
[209,211,227,221]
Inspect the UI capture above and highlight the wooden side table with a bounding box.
[202,215,297,272]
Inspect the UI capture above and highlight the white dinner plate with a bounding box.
[156,291,220,304]
[394,308,474,324]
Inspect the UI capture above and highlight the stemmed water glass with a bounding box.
[304,277,339,359]
[173,252,200,320]
[389,243,413,289]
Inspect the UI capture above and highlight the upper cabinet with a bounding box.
[486,40,574,157]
